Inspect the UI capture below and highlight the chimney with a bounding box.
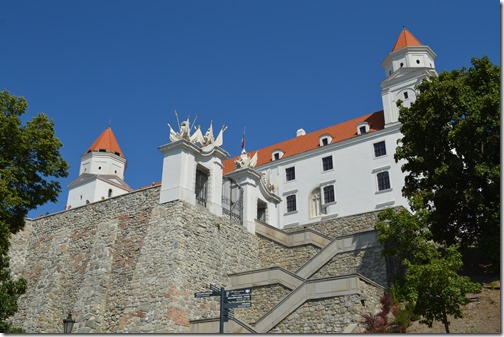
[296,128,306,137]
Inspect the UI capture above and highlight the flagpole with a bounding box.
[241,127,246,150]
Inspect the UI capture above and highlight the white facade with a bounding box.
[248,124,408,229]
[381,45,437,126]
[159,139,229,217]
[79,151,127,179]
[225,167,282,234]
[67,174,132,208]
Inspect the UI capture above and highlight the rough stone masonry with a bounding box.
[8,185,387,333]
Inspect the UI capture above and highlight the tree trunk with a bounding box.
[443,311,450,333]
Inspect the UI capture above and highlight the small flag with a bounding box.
[241,127,246,149]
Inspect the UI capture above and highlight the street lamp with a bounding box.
[63,313,75,333]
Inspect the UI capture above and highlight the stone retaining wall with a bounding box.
[257,236,320,273]
[9,186,262,333]
[269,278,384,333]
[283,210,382,238]
[235,284,291,325]
[9,186,389,333]
[311,246,387,287]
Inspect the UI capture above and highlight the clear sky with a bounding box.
[0,0,500,218]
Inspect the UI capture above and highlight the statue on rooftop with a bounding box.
[235,149,258,169]
[167,112,227,149]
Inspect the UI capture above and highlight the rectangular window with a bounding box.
[285,167,295,181]
[322,138,329,146]
[377,171,391,191]
[323,185,335,204]
[257,200,267,222]
[374,141,387,157]
[359,126,367,134]
[322,156,333,171]
[195,169,209,206]
[286,195,297,212]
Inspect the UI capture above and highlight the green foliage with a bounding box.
[392,306,412,333]
[0,91,69,234]
[0,256,27,333]
[0,90,69,332]
[407,245,481,332]
[376,207,482,333]
[395,56,500,267]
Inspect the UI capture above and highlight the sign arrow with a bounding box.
[194,290,220,298]
[227,288,252,296]
[224,302,252,309]
[210,284,220,292]
[226,295,252,302]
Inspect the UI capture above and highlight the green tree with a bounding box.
[0,91,69,332]
[408,245,481,333]
[395,56,500,266]
[376,206,482,333]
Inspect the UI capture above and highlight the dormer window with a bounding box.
[272,150,284,161]
[319,134,332,147]
[99,148,107,152]
[357,122,370,135]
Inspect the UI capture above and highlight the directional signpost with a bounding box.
[194,284,252,333]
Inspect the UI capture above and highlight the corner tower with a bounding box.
[66,127,132,209]
[380,28,438,126]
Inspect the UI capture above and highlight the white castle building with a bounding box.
[66,28,437,234]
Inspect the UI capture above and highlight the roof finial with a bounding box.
[108,119,112,128]
[403,25,407,30]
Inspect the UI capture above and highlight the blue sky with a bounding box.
[0,0,499,218]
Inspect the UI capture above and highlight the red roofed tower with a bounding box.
[66,127,132,209]
[380,27,438,126]
[86,126,125,158]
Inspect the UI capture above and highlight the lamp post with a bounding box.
[63,313,75,333]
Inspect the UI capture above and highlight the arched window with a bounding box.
[272,149,284,161]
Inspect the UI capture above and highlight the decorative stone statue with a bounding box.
[167,112,227,149]
[235,149,258,169]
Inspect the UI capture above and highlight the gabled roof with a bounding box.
[392,28,422,51]
[86,127,124,158]
[223,111,385,174]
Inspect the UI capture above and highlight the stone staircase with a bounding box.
[190,221,385,333]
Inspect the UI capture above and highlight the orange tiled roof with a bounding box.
[392,28,422,51]
[223,111,384,174]
[86,127,125,158]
